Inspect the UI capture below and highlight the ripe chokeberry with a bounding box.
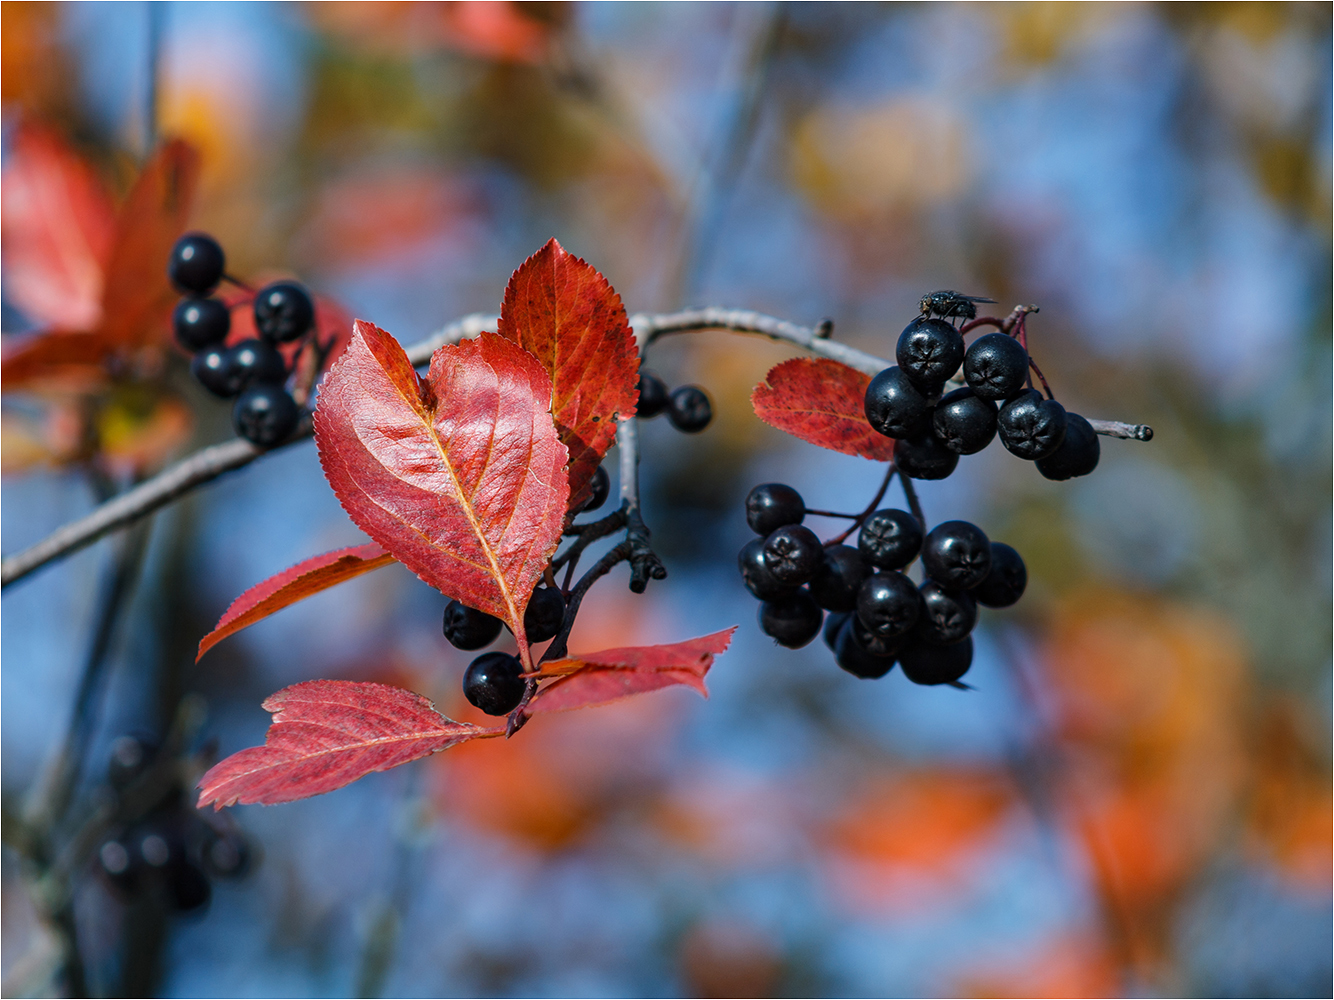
[855,571,921,637]
[997,389,1067,460]
[463,652,525,715]
[168,233,225,295]
[758,591,824,648]
[834,617,898,679]
[899,635,974,685]
[893,428,960,480]
[809,544,870,612]
[857,508,922,570]
[974,542,1027,608]
[865,366,932,439]
[745,483,805,536]
[963,333,1029,400]
[667,385,712,432]
[443,600,503,650]
[524,587,566,643]
[191,347,240,398]
[107,733,158,789]
[848,611,912,658]
[762,524,823,585]
[253,281,315,343]
[921,520,992,590]
[173,298,230,352]
[915,581,977,645]
[823,611,850,651]
[1035,413,1100,480]
[636,371,669,417]
[897,317,964,388]
[738,538,798,601]
[585,465,611,511]
[932,387,998,455]
[233,384,299,447]
[229,338,287,385]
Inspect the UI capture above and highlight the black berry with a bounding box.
[897,316,965,387]
[107,733,158,789]
[99,836,141,893]
[921,520,992,590]
[168,232,225,295]
[963,333,1029,400]
[745,483,805,536]
[823,611,850,651]
[463,652,525,715]
[233,384,299,447]
[809,544,870,612]
[191,347,241,398]
[834,617,899,679]
[915,581,977,645]
[932,387,998,455]
[762,524,823,585]
[894,428,960,480]
[443,600,502,650]
[1035,413,1100,480]
[857,508,923,570]
[199,829,252,880]
[667,385,712,433]
[739,538,798,601]
[856,571,921,637]
[865,366,932,439]
[848,612,912,658]
[227,338,287,387]
[169,863,213,912]
[899,636,973,685]
[974,542,1027,608]
[172,298,230,352]
[579,465,611,513]
[636,371,669,418]
[997,389,1067,460]
[524,587,565,644]
[253,281,315,343]
[758,591,823,649]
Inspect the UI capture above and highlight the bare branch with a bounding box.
[1087,419,1154,442]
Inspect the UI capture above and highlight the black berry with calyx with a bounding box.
[173,298,230,352]
[899,635,973,686]
[974,542,1027,608]
[191,347,240,397]
[834,617,899,679]
[636,371,669,418]
[997,389,1067,460]
[253,281,315,344]
[738,538,798,601]
[227,338,287,387]
[865,366,932,439]
[233,384,299,447]
[809,544,870,612]
[858,508,922,570]
[921,520,992,590]
[168,232,225,295]
[932,387,998,455]
[463,652,525,716]
[894,428,960,480]
[897,316,965,388]
[745,483,805,536]
[443,600,502,650]
[856,571,921,638]
[848,612,912,658]
[823,611,850,651]
[762,524,823,585]
[524,586,565,644]
[1035,412,1100,480]
[963,333,1029,400]
[667,385,712,432]
[915,581,977,645]
[758,591,823,649]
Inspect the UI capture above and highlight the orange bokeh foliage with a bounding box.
[306,2,558,63]
[953,931,1119,999]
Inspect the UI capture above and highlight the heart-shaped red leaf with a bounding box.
[527,627,736,714]
[752,357,895,461]
[196,542,397,662]
[314,320,568,662]
[498,238,639,507]
[197,680,502,808]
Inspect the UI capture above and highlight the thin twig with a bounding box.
[899,471,926,531]
[1086,419,1154,441]
[616,417,667,593]
[829,463,896,545]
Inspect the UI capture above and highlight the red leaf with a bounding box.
[752,358,895,461]
[196,543,397,662]
[1,329,113,390]
[197,680,502,808]
[527,628,736,715]
[314,320,568,662]
[498,238,639,507]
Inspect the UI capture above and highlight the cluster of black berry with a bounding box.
[636,370,713,433]
[168,232,315,448]
[738,483,1026,686]
[97,735,253,912]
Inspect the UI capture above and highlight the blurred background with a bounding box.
[2,2,1330,996]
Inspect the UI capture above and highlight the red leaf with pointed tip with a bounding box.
[196,543,397,662]
[197,680,502,808]
[752,358,895,461]
[498,238,638,508]
[527,628,736,715]
[314,320,568,661]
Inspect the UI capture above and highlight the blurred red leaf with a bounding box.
[438,1,553,63]
[528,628,735,714]
[197,680,502,808]
[196,542,396,662]
[751,357,895,461]
[0,329,114,389]
[313,320,568,659]
[497,238,639,508]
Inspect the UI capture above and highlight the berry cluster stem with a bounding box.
[828,462,897,545]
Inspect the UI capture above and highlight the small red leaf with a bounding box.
[196,543,397,662]
[197,680,502,808]
[498,238,639,507]
[752,358,895,461]
[527,628,736,715]
[314,320,569,662]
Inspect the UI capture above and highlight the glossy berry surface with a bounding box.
[894,429,960,480]
[227,339,287,387]
[865,366,932,439]
[963,333,1029,400]
[576,464,611,513]
[173,298,230,352]
[667,385,712,432]
[932,387,997,455]
[823,611,850,651]
[636,371,669,417]
[857,508,922,570]
[745,483,805,536]
[524,587,566,643]
[997,389,1067,460]
[900,636,973,685]
[233,384,299,447]
[921,520,992,590]
[856,571,921,637]
[758,591,824,649]
[191,347,241,398]
[253,281,315,343]
[443,600,502,650]
[834,617,898,679]
[974,542,1027,608]
[1036,413,1100,480]
[463,652,525,715]
[738,538,798,601]
[896,317,965,387]
[915,581,977,645]
[809,544,870,612]
[762,524,823,585]
[168,233,225,295]
[848,612,911,659]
